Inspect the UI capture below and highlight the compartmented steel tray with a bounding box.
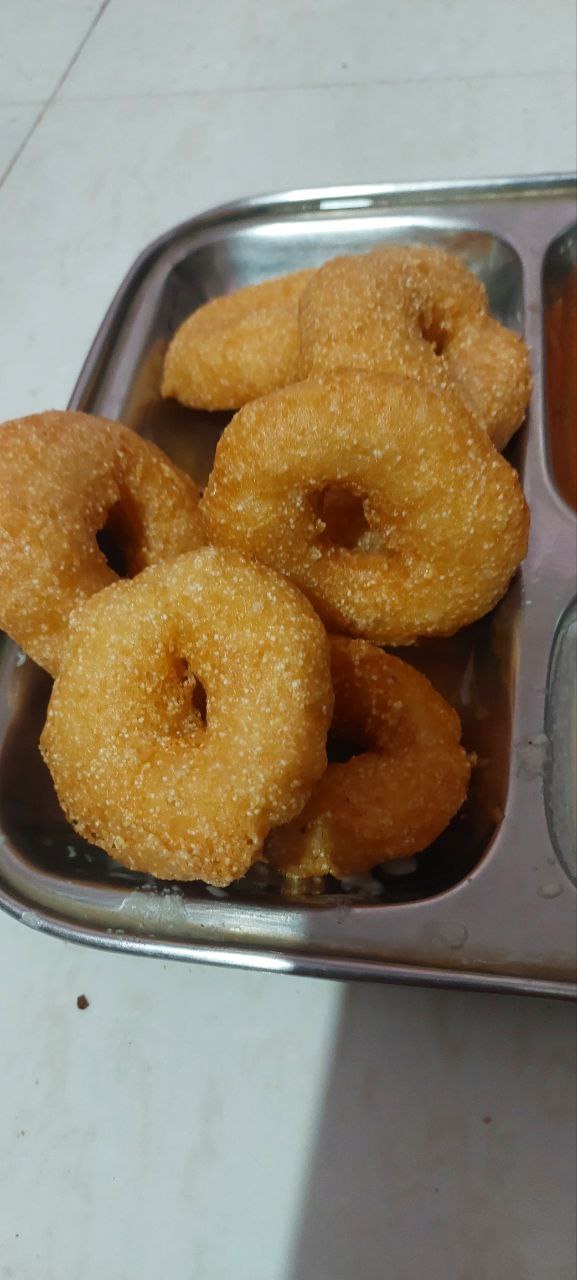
[1,175,576,997]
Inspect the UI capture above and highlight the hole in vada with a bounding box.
[418,308,446,356]
[310,484,370,549]
[191,676,207,725]
[326,729,367,763]
[96,497,145,578]
[173,657,207,728]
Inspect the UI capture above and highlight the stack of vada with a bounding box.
[0,243,530,887]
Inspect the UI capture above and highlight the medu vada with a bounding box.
[0,410,204,674]
[162,269,314,411]
[200,372,530,645]
[40,547,333,885]
[299,245,531,450]
[267,637,471,877]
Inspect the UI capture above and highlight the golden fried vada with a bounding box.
[40,547,333,885]
[162,269,314,411]
[200,372,529,645]
[268,637,471,877]
[299,245,531,450]
[0,410,203,674]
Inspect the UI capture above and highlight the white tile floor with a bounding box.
[0,102,40,176]
[58,0,577,96]
[0,3,576,1278]
[0,0,103,102]
[2,70,575,422]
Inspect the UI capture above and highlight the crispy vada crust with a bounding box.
[267,637,472,877]
[200,372,530,645]
[161,270,314,411]
[299,245,532,450]
[0,410,203,674]
[40,547,333,886]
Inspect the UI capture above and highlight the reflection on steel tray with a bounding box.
[1,175,576,998]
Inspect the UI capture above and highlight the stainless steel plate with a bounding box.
[1,175,576,997]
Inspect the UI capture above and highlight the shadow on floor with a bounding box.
[287,982,576,1280]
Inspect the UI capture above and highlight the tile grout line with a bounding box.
[0,65,574,114]
[34,66,577,106]
[0,0,112,194]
